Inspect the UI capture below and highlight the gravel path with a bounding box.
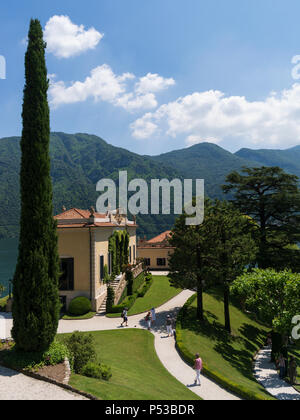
[254,347,300,401]
[0,366,88,400]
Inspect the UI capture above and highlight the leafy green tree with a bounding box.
[12,19,60,352]
[0,284,5,295]
[205,201,257,333]
[169,201,215,321]
[223,166,300,270]
[64,331,96,374]
[231,269,300,358]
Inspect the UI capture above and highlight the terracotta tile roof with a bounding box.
[147,230,172,244]
[54,208,106,220]
[54,208,137,229]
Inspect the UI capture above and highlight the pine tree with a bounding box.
[223,166,300,270]
[205,201,257,333]
[12,19,60,352]
[169,200,214,322]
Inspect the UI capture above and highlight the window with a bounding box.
[129,246,132,264]
[133,245,136,262]
[59,258,74,291]
[145,258,151,266]
[100,255,104,281]
[157,258,166,267]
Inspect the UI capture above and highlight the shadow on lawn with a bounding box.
[181,306,267,382]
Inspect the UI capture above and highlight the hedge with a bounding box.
[176,294,274,401]
[108,293,139,314]
[116,272,145,306]
[137,275,153,298]
[108,274,153,314]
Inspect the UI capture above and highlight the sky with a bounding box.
[1,0,300,155]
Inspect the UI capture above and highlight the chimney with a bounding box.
[89,206,95,225]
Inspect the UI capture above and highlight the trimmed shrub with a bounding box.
[145,273,153,282]
[68,297,92,316]
[64,331,96,374]
[100,364,112,381]
[43,340,73,368]
[81,362,102,379]
[81,362,112,381]
[106,286,115,313]
[133,273,145,292]
[137,276,153,298]
[126,270,134,296]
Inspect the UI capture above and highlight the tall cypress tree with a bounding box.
[12,19,60,352]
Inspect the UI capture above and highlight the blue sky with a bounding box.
[1,0,300,155]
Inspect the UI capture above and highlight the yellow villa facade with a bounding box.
[137,231,174,270]
[54,208,137,312]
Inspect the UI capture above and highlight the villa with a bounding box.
[137,231,174,271]
[54,207,137,312]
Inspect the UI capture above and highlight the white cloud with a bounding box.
[49,65,174,112]
[115,92,158,111]
[49,64,133,107]
[130,114,158,139]
[135,73,175,94]
[130,84,300,148]
[44,15,103,58]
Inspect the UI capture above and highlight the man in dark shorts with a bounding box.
[121,308,128,327]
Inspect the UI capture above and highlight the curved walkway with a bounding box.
[254,347,300,401]
[1,291,240,400]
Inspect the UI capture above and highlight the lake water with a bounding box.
[0,238,18,298]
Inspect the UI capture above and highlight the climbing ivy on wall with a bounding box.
[109,230,130,276]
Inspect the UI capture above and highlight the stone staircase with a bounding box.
[98,278,121,313]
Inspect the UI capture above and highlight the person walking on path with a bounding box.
[194,353,203,386]
[145,311,152,330]
[166,315,173,337]
[278,354,286,379]
[121,308,128,327]
[289,356,298,385]
[171,316,177,340]
[151,307,156,326]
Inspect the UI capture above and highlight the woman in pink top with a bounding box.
[194,353,203,386]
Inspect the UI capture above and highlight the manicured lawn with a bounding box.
[179,288,274,399]
[59,329,200,400]
[107,276,181,318]
[128,276,181,315]
[62,312,96,320]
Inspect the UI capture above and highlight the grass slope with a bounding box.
[107,276,181,318]
[289,346,300,392]
[179,289,273,399]
[128,276,181,315]
[62,329,200,400]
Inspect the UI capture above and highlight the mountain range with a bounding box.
[1,132,300,240]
